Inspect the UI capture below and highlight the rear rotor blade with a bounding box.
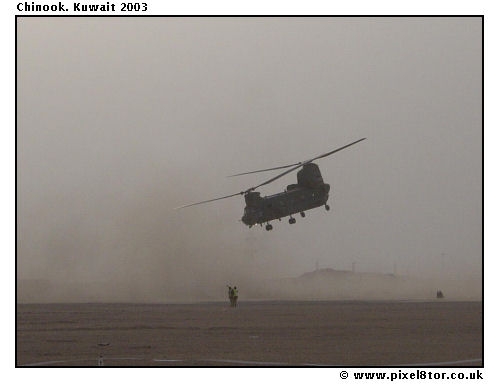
[174,191,243,209]
[309,137,366,162]
[246,138,366,192]
[246,162,306,192]
[228,162,302,177]
[228,138,366,179]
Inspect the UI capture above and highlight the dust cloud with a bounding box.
[17,17,482,303]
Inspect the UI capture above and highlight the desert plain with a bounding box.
[17,300,482,366]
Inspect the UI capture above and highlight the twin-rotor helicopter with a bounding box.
[176,138,366,231]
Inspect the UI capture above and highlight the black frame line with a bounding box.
[14,14,484,368]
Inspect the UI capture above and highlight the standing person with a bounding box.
[227,285,234,307]
[232,286,239,307]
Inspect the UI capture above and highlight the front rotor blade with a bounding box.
[174,191,243,209]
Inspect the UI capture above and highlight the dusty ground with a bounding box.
[17,301,482,366]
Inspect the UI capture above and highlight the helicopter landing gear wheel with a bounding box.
[289,217,296,224]
[325,204,330,211]
[265,223,273,231]
[300,212,305,218]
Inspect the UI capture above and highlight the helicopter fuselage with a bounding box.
[241,163,331,227]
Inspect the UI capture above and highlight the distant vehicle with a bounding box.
[176,138,366,231]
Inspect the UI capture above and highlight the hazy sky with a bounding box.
[17,17,482,301]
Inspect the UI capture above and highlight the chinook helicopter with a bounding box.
[176,138,365,231]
